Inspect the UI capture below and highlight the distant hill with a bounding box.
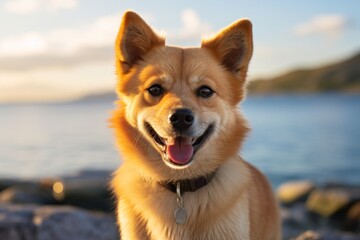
[248,52,360,94]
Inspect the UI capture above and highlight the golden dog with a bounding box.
[111,11,281,240]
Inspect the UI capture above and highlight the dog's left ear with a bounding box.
[201,19,253,78]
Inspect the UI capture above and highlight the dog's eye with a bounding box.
[147,84,164,97]
[197,86,214,98]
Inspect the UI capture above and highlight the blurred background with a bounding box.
[0,0,359,187]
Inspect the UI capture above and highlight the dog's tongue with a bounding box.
[167,137,194,165]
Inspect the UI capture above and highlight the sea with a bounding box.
[1,94,359,188]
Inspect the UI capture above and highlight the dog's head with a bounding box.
[113,11,252,180]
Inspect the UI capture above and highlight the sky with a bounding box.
[0,1,359,103]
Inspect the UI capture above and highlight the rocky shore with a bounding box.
[278,180,360,239]
[1,170,359,240]
[0,170,118,240]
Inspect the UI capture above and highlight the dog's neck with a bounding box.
[160,171,216,194]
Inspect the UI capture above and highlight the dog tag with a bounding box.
[174,207,187,225]
[174,181,187,225]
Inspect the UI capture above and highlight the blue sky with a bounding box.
[0,0,359,102]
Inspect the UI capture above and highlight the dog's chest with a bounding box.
[148,192,250,240]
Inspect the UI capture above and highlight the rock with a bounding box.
[294,230,321,240]
[0,204,118,240]
[0,179,27,192]
[53,170,114,211]
[306,185,360,218]
[277,180,315,205]
[282,203,314,239]
[0,183,57,205]
[280,182,360,238]
[34,206,118,240]
[0,204,37,240]
[345,202,360,232]
[294,230,360,240]
[1,170,115,211]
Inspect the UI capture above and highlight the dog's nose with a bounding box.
[169,108,194,132]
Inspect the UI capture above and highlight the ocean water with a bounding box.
[0,94,359,187]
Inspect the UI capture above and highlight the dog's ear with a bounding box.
[115,11,164,73]
[201,19,253,77]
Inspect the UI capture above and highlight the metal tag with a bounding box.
[174,207,187,225]
[174,182,187,225]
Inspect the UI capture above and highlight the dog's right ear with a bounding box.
[115,11,165,73]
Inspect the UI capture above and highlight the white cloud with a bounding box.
[0,32,48,57]
[0,14,120,59]
[0,10,212,71]
[0,10,211,70]
[48,0,77,10]
[180,9,212,39]
[4,0,78,14]
[167,9,213,45]
[293,14,349,39]
[45,14,121,55]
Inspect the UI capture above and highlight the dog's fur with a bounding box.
[111,11,281,240]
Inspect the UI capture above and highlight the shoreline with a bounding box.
[1,170,359,239]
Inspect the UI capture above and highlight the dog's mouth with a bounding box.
[144,122,214,167]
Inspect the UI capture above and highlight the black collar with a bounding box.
[160,171,216,194]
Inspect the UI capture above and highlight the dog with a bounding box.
[111,11,281,240]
